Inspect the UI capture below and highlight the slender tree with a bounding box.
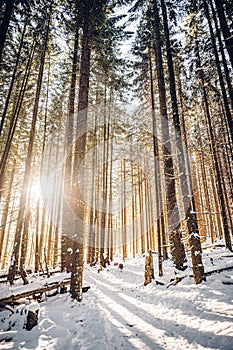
[7,4,52,283]
[160,0,204,281]
[152,0,186,270]
[0,0,15,62]
[213,0,233,68]
[70,0,92,301]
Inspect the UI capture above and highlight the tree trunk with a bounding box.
[7,8,51,282]
[204,0,233,141]
[144,250,154,286]
[70,1,91,302]
[175,47,205,282]
[149,49,163,276]
[209,0,233,110]
[122,160,127,260]
[34,199,40,273]
[0,160,15,263]
[0,21,27,136]
[214,0,233,68]
[0,41,36,194]
[0,0,15,62]
[61,23,79,273]
[161,0,204,273]
[194,38,232,252]
[153,0,186,269]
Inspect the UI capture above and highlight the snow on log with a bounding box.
[0,278,90,305]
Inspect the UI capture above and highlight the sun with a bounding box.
[30,180,42,201]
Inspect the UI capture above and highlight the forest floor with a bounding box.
[0,244,233,350]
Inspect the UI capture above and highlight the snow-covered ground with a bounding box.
[0,246,233,350]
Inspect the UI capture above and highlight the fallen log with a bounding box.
[156,265,233,288]
[0,279,90,305]
[166,276,186,288]
[176,265,233,283]
[201,244,225,249]
[222,281,233,285]
[203,265,233,277]
[0,268,61,284]
[0,276,21,284]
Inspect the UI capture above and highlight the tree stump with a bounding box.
[7,265,15,285]
[26,310,38,331]
[144,251,154,286]
[118,263,123,271]
[20,265,29,285]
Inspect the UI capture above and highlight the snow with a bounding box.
[0,246,233,350]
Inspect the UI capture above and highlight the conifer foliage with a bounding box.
[0,0,232,297]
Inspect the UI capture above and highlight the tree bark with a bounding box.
[0,160,15,262]
[70,1,91,302]
[161,0,204,274]
[209,0,233,111]
[0,41,36,194]
[149,49,163,276]
[194,38,232,252]
[8,7,51,282]
[153,0,186,269]
[0,21,27,136]
[214,0,233,68]
[204,0,233,142]
[0,0,15,62]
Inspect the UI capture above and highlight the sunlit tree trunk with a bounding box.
[138,168,145,254]
[194,38,232,252]
[149,49,163,276]
[0,40,36,194]
[0,160,15,263]
[122,160,127,261]
[34,199,40,273]
[62,19,79,272]
[99,84,109,266]
[108,122,113,261]
[175,53,205,282]
[7,7,51,283]
[199,153,215,243]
